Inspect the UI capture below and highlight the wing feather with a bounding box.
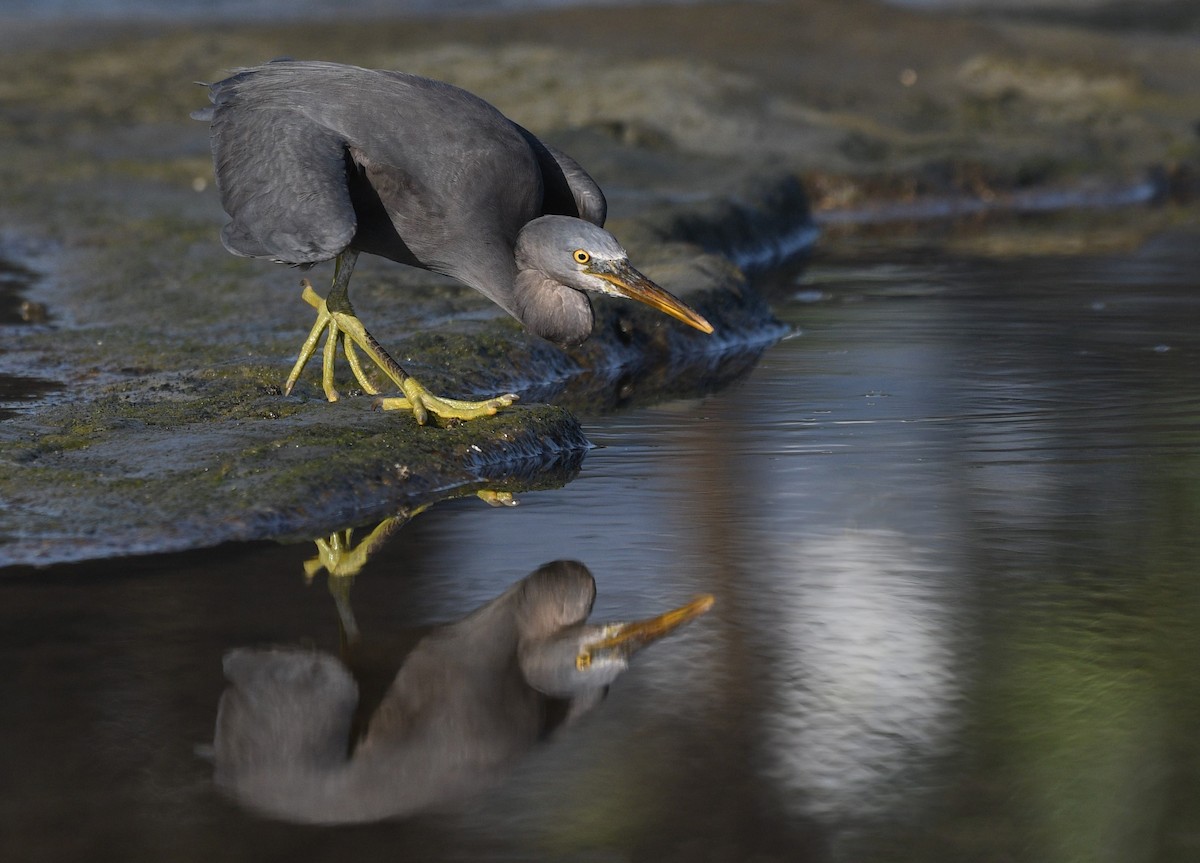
[514,125,607,227]
[202,67,358,264]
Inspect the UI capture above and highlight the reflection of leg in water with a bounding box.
[303,490,519,581]
[303,490,521,654]
[328,574,361,653]
[303,511,419,582]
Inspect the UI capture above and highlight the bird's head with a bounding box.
[514,216,714,345]
[516,564,715,700]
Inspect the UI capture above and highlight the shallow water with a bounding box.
[3,225,1200,861]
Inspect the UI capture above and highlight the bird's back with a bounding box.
[200,61,544,276]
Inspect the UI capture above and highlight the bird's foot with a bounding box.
[374,378,518,426]
[284,282,386,401]
[284,281,518,425]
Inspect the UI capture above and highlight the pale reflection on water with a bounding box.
[759,531,962,824]
[2,226,1199,861]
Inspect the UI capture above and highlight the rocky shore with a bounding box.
[0,0,1196,565]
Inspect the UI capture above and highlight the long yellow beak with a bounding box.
[586,594,716,655]
[594,261,715,334]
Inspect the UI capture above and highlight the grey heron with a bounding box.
[194,61,714,424]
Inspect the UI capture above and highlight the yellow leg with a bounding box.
[303,492,513,581]
[343,336,379,396]
[283,288,333,398]
[285,283,382,402]
[373,378,518,424]
[302,505,429,581]
[282,255,518,424]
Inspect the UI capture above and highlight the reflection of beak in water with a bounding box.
[211,560,714,825]
[575,594,716,669]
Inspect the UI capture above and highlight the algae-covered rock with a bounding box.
[4,0,1199,566]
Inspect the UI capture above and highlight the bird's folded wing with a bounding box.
[205,78,357,265]
[514,124,607,228]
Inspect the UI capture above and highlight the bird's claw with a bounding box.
[375,380,518,426]
[284,282,381,401]
[286,281,517,425]
[303,506,428,581]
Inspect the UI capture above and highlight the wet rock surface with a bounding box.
[1,0,1197,565]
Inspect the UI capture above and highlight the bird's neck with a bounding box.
[511,269,594,348]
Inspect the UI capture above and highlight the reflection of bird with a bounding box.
[212,560,714,824]
[194,61,713,424]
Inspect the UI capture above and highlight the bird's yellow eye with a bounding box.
[573,249,591,265]
[576,651,592,670]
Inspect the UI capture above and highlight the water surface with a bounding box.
[3,224,1199,861]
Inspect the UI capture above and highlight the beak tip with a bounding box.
[605,265,716,336]
[671,309,715,335]
[589,593,717,653]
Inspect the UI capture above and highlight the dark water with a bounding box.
[3,226,1200,861]
[0,257,59,420]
